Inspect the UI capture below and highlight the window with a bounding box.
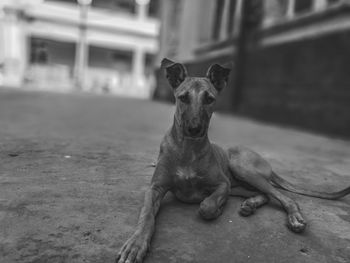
[145,53,155,76]
[294,0,313,14]
[92,0,136,14]
[227,0,237,36]
[212,0,225,40]
[263,0,344,28]
[88,46,132,71]
[112,51,133,72]
[328,0,340,4]
[211,0,241,41]
[46,0,77,4]
[29,37,76,69]
[148,0,159,18]
[30,40,48,64]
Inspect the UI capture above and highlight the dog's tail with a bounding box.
[270,171,350,200]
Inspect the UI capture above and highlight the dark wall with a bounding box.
[239,30,350,137]
[154,31,350,137]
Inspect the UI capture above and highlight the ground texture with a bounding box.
[0,89,349,263]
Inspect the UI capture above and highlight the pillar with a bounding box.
[286,0,296,19]
[313,0,328,11]
[233,0,244,37]
[136,0,150,20]
[1,7,26,87]
[74,3,89,90]
[132,47,145,93]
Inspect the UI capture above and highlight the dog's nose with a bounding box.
[187,125,202,137]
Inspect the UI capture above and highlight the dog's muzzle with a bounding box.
[185,124,204,138]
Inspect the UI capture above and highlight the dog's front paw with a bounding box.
[287,212,307,233]
[198,198,222,220]
[117,232,149,263]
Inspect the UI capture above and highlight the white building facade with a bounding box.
[0,0,160,98]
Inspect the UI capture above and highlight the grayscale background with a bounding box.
[0,0,349,262]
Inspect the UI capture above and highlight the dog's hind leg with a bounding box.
[230,186,269,216]
[240,194,269,217]
[227,146,306,233]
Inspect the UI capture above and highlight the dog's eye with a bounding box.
[204,93,215,104]
[178,94,190,104]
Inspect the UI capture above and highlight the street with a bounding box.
[0,89,349,263]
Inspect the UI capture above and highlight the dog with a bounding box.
[117,58,350,263]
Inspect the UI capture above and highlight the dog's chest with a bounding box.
[173,166,210,203]
[175,166,198,181]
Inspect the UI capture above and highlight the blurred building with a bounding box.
[154,0,350,137]
[0,0,159,98]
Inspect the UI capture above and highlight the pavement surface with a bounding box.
[0,89,349,263]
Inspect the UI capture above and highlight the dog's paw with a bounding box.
[287,212,307,233]
[117,232,149,263]
[198,198,222,220]
[239,199,256,217]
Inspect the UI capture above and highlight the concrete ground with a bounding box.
[0,89,349,263]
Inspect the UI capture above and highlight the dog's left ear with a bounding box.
[206,63,232,92]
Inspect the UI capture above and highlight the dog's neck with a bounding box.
[170,116,211,158]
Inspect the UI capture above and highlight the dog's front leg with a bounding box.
[198,182,230,220]
[117,179,169,263]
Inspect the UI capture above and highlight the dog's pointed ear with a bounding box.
[161,58,187,89]
[206,62,232,92]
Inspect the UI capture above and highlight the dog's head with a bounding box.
[161,58,231,139]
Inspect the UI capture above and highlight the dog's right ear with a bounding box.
[161,58,187,89]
